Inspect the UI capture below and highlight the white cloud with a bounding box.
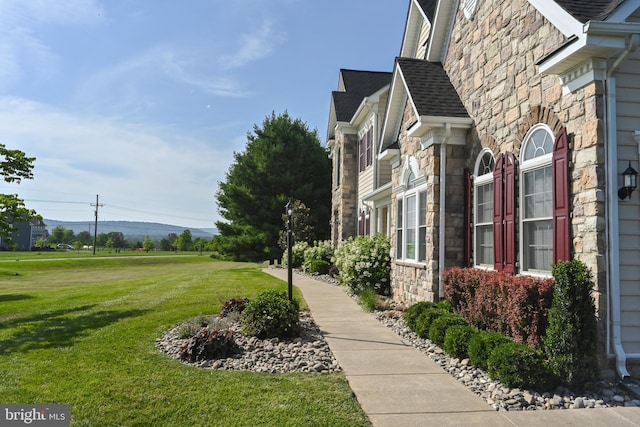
[0,96,234,226]
[220,18,286,70]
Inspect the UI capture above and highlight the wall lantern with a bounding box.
[618,162,638,200]
[285,199,294,301]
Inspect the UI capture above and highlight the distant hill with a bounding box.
[44,219,217,242]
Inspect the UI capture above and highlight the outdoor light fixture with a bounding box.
[618,162,638,200]
[285,199,294,301]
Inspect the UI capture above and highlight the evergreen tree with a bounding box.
[213,112,331,262]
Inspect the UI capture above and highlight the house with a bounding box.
[327,0,640,378]
[0,218,47,251]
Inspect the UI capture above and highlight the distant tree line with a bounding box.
[45,226,209,252]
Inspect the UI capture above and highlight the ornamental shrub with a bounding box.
[428,313,468,347]
[179,328,240,362]
[240,290,300,339]
[443,267,554,346]
[220,297,250,318]
[333,234,391,295]
[414,308,448,339]
[289,241,309,268]
[487,342,556,390]
[443,325,479,360]
[404,301,437,331]
[468,331,512,370]
[544,259,598,389]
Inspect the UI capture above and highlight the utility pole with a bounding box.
[91,194,103,255]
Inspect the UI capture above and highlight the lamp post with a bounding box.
[286,199,293,301]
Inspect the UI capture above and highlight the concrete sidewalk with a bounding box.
[263,268,640,426]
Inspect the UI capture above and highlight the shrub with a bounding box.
[437,299,453,312]
[443,267,554,346]
[428,313,468,347]
[468,331,512,370]
[302,240,333,273]
[176,314,216,339]
[443,325,479,360]
[220,297,250,318]
[404,301,437,330]
[544,260,599,389]
[414,308,448,339]
[332,234,391,295]
[240,290,300,339]
[487,342,556,390]
[179,328,240,362]
[289,241,309,268]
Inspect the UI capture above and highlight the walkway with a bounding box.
[263,268,640,426]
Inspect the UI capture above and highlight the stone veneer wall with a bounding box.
[443,0,607,363]
[331,132,359,245]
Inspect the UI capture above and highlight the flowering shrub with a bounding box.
[240,290,300,339]
[443,267,554,347]
[303,240,333,274]
[333,234,391,295]
[287,241,309,268]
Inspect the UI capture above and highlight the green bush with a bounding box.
[302,240,333,274]
[488,342,556,390]
[436,299,453,312]
[428,313,468,347]
[414,308,448,338]
[289,241,309,268]
[240,290,300,339]
[544,259,599,389]
[332,234,391,295]
[304,259,331,275]
[468,331,512,370]
[443,325,479,360]
[404,301,437,331]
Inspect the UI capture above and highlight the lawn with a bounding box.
[0,255,369,426]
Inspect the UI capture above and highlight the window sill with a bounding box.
[394,260,427,269]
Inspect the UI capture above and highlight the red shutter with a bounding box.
[464,168,472,267]
[553,127,571,263]
[493,154,504,271]
[503,152,517,273]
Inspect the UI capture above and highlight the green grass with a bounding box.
[0,256,369,426]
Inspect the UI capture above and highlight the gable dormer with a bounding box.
[400,0,437,59]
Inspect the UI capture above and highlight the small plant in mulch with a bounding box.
[179,327,240,362]
[220,297,250,318]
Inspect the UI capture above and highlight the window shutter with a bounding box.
[464,168,472,267]
[503,152,517,273]
[493,154,504,271]
[552,127,571,262]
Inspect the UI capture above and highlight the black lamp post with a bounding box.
[618,162,638,200]
[286,199,293,301]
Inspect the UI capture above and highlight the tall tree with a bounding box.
[174,229,193,251]
[213,111,331,262]
[0,144,37,241]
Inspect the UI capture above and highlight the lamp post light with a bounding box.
[286,199,294,301]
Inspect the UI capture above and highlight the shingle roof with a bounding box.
[331,70,392,122]
[397,58,469,118]
[554,0,626,23]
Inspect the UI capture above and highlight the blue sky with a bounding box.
[2,0,406,229]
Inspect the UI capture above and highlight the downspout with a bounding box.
[439,123,451,299]
[605,33,639,379]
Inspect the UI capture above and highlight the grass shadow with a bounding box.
[0,307,149,355]
[0,305,97,330]
[0,294,35,303]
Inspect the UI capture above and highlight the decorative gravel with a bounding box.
[157,270,640,411]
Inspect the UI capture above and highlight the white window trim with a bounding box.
[519,124,554,276]
[396,156,427,263]
[473,148,494,269]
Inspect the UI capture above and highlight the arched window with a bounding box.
[474,149,494,267]
[520,125,553,273]
[396,157,427,262]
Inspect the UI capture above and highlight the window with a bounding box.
[520,125,553,274]
[396,161,427,262]
[359,128,373,172]
[474,150,494,267]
